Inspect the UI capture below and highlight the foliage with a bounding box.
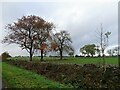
[80,44,96,57]
[2,62,69,88]
[51,31,74,59]
[2,15,54,61]
[1,52,11,60]
[5,59,120,89]
[33,20,55,61]
[107,46,119,57]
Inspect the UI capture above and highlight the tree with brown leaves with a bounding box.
[51,31,74,60]
[2,15,54,61]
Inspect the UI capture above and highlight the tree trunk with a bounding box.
[30,53,32,61]
[30,50,33,61]
[60,50,62,60]
[92,54,93,57]
[103,54,105,65]
[29,36,33,61]
[41,50,43,61]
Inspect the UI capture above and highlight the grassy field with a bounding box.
[2,62,69,88]
[8,56,118,65]
[47,57,118,65]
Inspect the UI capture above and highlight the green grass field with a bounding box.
[2,62,69,88]
[47,57,118,65]
[8,56,118,65]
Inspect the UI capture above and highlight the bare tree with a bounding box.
[97,24,111,65]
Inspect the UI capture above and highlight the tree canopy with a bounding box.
[51,31,74,59]
[80,44,96,57]
[2,15,54,61]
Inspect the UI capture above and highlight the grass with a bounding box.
[47,57,118,65]
[2,62,70,88]
[8,56,118,65]
[0,62,2,75]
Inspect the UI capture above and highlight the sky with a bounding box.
[0,0,119,56]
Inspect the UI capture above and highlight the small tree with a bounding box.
[51,31,73,60]
[80,44,96,57]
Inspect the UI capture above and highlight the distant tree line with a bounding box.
[80,44,119,57]
[107,46,119,56]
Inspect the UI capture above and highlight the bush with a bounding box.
[75,55,79,57]
[1,52,11,60]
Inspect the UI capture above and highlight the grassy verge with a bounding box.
[2,62,69,88]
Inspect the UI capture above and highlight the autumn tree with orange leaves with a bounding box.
[2,15,54,61]
[34,21,54,61]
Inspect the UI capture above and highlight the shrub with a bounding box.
[1,52,11,60]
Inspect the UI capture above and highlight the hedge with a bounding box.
[4,60,120,89]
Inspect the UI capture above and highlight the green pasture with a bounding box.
[2,62,69,88]
[8,56,118,65]
[47,57,118,65]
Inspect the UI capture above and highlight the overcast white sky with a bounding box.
[0,0,119,56]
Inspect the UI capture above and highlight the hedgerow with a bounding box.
[4,59,120,89]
